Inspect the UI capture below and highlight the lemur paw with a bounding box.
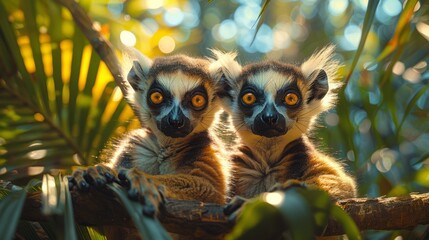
[223,195,248,223]
[269,179,307,192]
[118,168,166,217]
[68,164,118,191]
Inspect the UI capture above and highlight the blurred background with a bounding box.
[0,0,429,238]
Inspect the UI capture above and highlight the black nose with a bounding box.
[168,115,185,128]
[261,112,278,126]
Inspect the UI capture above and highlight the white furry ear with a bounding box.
[208,49,242,104]
[301,45,343,111]
[122,48,153,91]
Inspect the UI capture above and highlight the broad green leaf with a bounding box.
[0,189,27,240]
[107,183,172,240]
[227,199,285,240]
[275,190,315,240]
[330,205,361,240]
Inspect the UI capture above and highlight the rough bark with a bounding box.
[20,191,429,236]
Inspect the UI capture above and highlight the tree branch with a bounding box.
[20,190,429,236]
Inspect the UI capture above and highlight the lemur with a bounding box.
[69,50,229,213]
[210,46,357,201]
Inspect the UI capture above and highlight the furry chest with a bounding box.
[133,145,175,175]
[235,169,277,198]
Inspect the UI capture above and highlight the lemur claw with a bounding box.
[119,168,165,218]
[68,165,118,191]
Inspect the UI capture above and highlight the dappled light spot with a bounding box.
[417,21,429,41]
[73,154,83,165]
[141,18,159,36]
[34,112,45,122]
[218,19,237,40]
[164,8,184,27]
[120,30,137,47]
[413,1,421,12]
[263,192,285,206]
[325,112,339,126]
[112,86,123,102]
[347,150,355,162]
[42,174,58,215]
[392,61,405,75]
[344,24,361,50]
[145,0,164,10]
[27,142,47,160]
[371,148,397,173]
[0,167,7,175]
[414,61,427,72]
[403,68,421,83]
[328,0,349,16]
[28,166,45,176]
[158,36,175,53]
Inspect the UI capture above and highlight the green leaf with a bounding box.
[330,205,361,240]
[77,50,101,151]
[0,189,27,240]
[227,199,285,240]
[68,29,86,134]
[375,0,419,63]
[96,99,128,157]
[250,0,271,45]
[275,190,315,240]
[0,1,39,106]
[396,84,429,136]
[84,81,116,158]
[63,176,78,240]
[45,0,64,125]
[107,183,172,240]
[21,0,50,115]
[345,0,380,83]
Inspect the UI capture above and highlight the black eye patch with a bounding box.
[182,85,209,111]
[275,82,303,109]
[238,83,265,117]
[147,81,172,111]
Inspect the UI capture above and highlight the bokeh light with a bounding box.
[120,30,137,47]
[158,36,175,53]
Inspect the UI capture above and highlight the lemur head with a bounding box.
[124,50,221,139]
[210,46,342,143]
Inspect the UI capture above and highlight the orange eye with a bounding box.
[150,92,163,104]
[284,93,299,106]
[242,93,256,105]
[191,94,206,109]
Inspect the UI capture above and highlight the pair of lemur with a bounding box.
[70,46,357,216]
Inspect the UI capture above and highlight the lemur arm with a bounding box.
[296,153,357,200]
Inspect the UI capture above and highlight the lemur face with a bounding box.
[210,47,340,141]
[126,52,220,139]
[235,63,328,138]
